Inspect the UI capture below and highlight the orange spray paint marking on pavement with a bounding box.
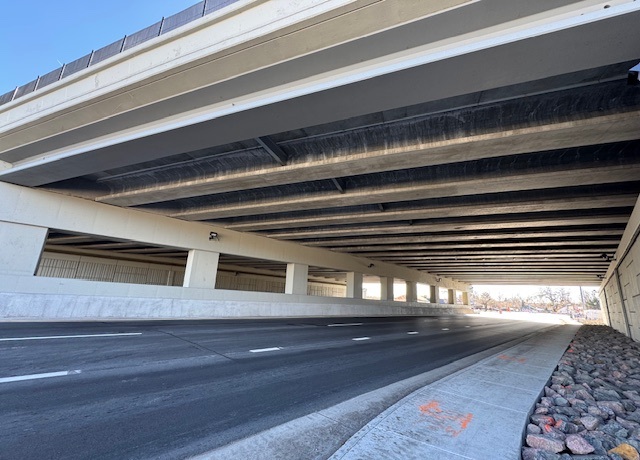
[419,400,473,437]
[460,412,473,429]
[419,401,441,414]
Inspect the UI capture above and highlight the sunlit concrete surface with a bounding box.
[471,311,581,325]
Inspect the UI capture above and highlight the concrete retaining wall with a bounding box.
[600,195,640,340]
[600,236,640,340]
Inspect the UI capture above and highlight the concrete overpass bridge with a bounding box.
[0,0,639,336]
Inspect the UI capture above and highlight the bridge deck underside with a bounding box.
[22,62,636,286]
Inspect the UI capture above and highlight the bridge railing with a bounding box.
[0,0,239,107]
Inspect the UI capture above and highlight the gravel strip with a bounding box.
[522,325,640,460]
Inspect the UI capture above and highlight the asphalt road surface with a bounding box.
[0,315,551,459]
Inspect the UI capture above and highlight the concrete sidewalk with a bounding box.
[330,325,580,460]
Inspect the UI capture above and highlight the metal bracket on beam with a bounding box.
[331,178,346,194]
[256,136,288,166]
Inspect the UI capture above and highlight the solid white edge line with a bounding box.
[327,323,363,327]
[0,332,142,342]
[250,347,282,353]
[0,370,82,384]
[352,337,370,341]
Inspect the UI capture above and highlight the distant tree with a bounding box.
[538,287,572,312]
[508,295,525,311]
[477,291,494,309]
[583,289,601,310]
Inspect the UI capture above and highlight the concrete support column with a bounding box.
[285,263,308,295]
[430,285,440,304]
[347,272,363,299]
[462,291,470,305]
[0,221,48,276]
[183,250,220,288]
[380,276,394,301]
[406,281,417,303]
[448,288,455,305]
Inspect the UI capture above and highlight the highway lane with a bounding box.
[0,316,552,459]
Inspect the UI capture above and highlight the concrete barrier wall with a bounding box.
[600,239,640,340]
[0,274,469,321]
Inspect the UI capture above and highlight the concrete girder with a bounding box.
[465,279,603,284]
[221,194,638,232]
[393,259,613,264]
[73,242,151,250]
[299,230,623,248]
[316,241,619,255]
[394,258,609,264]
[387,259,612,265]
[171,163,640,220]
[432,269,606,274]
[46,235,98,245]
[303,231,623,248]
[386,264,609,271]
[262,216,628,240]
[338,242,619,253]
[115,247,188,255]
[369,250,616,258]
[94,111,640,207]
[388,252,611,258]
[396,264,609,271]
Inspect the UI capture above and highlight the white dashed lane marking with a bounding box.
[407,331,419,335]
[0,370,82,384]
[249,347,282,353]
[327,323,363,327]
[352,337,370,341]
[0,333,142,342]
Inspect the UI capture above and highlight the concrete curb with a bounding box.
[330,325,580,460]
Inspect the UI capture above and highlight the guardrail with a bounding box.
[0,0,239,107]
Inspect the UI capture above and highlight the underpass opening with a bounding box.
[470,284,603,323]
[416,282,431,303]
[439,287,449,304]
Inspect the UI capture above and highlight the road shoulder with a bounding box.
[188,324,571,460]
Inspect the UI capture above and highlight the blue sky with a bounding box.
[0,0,199,95]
